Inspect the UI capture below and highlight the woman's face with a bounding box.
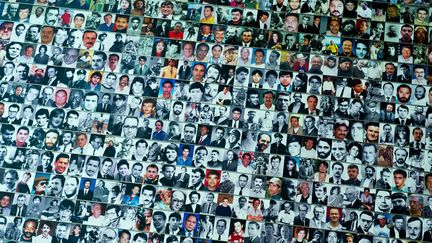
[297,230,305,239]
[119,165,129,176]
[349,146,359,156]
[329,209,340,223]
[319,163,327,172]
[183,44,194,57]
[272,33,278,42]
[241,48,249,59]
[287,160,295,170]
[156,42,165,52]
[355,43,368,58]
[51,113,65,127]
[132,82,143,94]
[166,148,177,161]
[345,2,355,11]
[121,0,130,9]
[288,142,301,156]
[212,46,222,58]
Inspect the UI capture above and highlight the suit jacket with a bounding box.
[381,95,397,103]
[10,205,27,217]
[270,143,286,154]
[179,228,198,237]
[293,216,310,226]
[221,160,237,171]
[244,236,261,243]
[210,139,226,147]
[298,24,313,33]
[197,136,211,145]
[424,230,432,242]
[214,116,228,126]
[394,118,412,125]
[381,72,397,82]
[184,204,201,213]
[51,237,71,243]
[96,103,112,113]
[178,66,192,80]
[97,172,114,180]
[272,123,288,133]
[390,228,406,238]
[271,5,287,11]
[133,65,149,75]
[77,189,94,200]
[288,126,303,135]
[409,141,425,149]
[228,119,244,128]
[201,202,217,214]
[174,173,190,188]
[303,127,318,136]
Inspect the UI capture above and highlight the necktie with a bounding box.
[264,24,267,29]
[239,188,243,195]
[386,97,390,102]
[17,207,21,216]
[402,120,405,125]
[140,65,144,75]
[81,148,84,154]
[199,137,203,144]
[341,87,345,95]
[417,142,420,149]
[208,203,211,213]
[218,235,221,240]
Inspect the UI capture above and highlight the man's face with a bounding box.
[63,178,78,195]
[83,95,98,111]
[257,134,271,151]
[83,32,97,49]
[45,9,59,25]
[401,26,413,41]
[253,178,263,190]
[407,220,421,239]
[242,31,252,43]
[330,0,343,16]
[359,214,373,231]
[332,142,346,160]
[332,164,343,178]
[92,54,105,70]
[56,225,68,239]
[317,140,331,158]
[85,160,99,176]
[284,16,298,32]
[48,178,63,195]
[183,126,195,142]
[376,191,391,211]
[161,3,173,17]
[394,173,406,188]
[54,158,69,174]
[123,118,138,137]
[171,191,184,211]
[185,215,197,231]
[115,17,128,30]
[366,126,379,142]
[207,174,219,188]
[45,132,58,150]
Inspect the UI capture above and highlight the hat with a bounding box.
[296,53,307,60]
[274,133,283,139]
[340,57,352,63]
[391,193,407,201]
[34,176,48,185]
[303,34,313,40]
[376,214,385,220]
[77,69,86,75]
[296,73,308,82]
[229,129,240,138]
[269,178,282,187]
[334,119,349,127]
[367,101,377,108]
[225,46,236,52]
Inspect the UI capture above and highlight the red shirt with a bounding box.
[168,31,183,39]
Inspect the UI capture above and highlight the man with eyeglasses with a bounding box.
[99,228,117,243]
[53,223,68,243]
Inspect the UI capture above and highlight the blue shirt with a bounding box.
[152,131,167,141]
[99,23,114,31]
[177,157,192,166]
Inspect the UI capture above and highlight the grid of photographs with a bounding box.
[0,0,430,242]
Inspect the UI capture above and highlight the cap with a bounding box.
[327,56,337,62]
[391,193,407,200]
[99,32,108,37]
[340,57,352,63]
[335,119,349,127]
[376,214,385,219]
[296,73,308,82]
[367,101,377,108]
[269,178,282,187]
[229,129,240,138]
[274,133,283,139]
[225,46,236,52]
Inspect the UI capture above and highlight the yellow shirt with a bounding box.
[161,66,177,79]
[200,16,215,24]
